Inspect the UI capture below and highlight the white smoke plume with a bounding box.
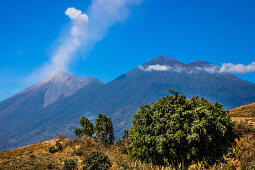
[29,0,142,82]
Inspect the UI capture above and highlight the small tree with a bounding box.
[74,116,94,138]
[128,90,240,169]
[94,113,114,144]
[82,152,112,170]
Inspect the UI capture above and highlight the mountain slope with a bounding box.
[0,72,104,151]
[1,56,255,152]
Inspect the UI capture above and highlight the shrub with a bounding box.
[121,147,128,154]
[64,159,77,170]
[49,141,63,153]
[72,147,84,156]
[56,141,63,151]
[82,152,112,170]
[49,146,57,153]
[47,164,54,169]
[117,161,131,170]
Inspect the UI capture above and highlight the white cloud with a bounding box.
[138,64,171,71]
[219,62,255,74]
[139,62,255,75]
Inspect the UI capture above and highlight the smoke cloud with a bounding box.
[65,8,89,22]
[29,0,142,82]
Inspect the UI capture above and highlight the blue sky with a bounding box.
[1,0,255,101]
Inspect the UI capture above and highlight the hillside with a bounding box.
[1,123,255,170]
[0,73,104,152]
[0,136,149,170]
[229,103,255,117]
[0,103,255,169]
[229,103,255,129]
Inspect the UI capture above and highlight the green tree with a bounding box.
[74,116,94,138]
[94,113,114,144]
[128,90,240,170]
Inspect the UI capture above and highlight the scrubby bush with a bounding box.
[72,147,84,156]
[47,164,54,169]
[55,141,63,151]
[49,141,63,153]
[49,146,57,153]
[64,159,77,170]
[117,161,131,170]
[82,152,112,170]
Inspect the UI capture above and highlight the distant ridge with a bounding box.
[187,60,212,67]
[143,56,185,67]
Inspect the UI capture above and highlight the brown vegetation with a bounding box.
[1,103,255,169]
[1,125,255,170]
[0,136,152,170]
[229,102,255,117]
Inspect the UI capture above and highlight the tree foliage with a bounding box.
[74,116,94,138]
[128,90,240,169]
[94,113,115,145]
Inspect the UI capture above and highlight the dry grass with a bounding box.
[1,103,255,169]
[0,136,99,170]
[229,102,255,117]
[1,129,255,170]
[229,102,255,130]
[0,136,159,170]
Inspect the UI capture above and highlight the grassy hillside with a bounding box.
[0,127,255,170]
[0,136,137,170]
[229,102,255,117]
[229,103,255,128]
[1,103,255,170]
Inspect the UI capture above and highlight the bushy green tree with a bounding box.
[82,152,112,170]
[74,116,94,138]
[94,113,114,144]
[128,90,240,169]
